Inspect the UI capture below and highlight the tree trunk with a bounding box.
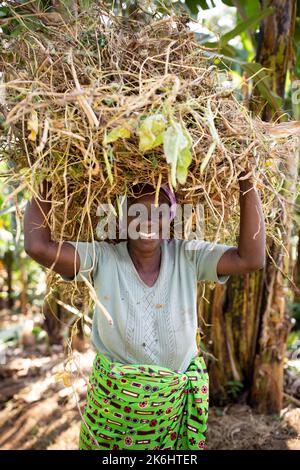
[200,269,264,404]
[199,0,297,413]
[293,229,300,325]
[250,242,293,412]
[253,0,296,120]
[249,0,297,413]
[43,288,64,345]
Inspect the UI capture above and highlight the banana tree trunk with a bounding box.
[293,229,300,308]
[249,0,297,413]
[199,269,264,404]
[199,0,297,413]
[253,0,296,120]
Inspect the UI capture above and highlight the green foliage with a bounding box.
[218,7,273,48]
[137,114,167,152]
[163,120,193,187]
[214,407,224,417]
[287,330,300,350]
[185,0,210,16]
[287,302,300,326]
[32,326,47,342]
[0,3,47,37]
[184,0,282,113]
[219,379,244,405]
[225,380,244,399]
[103,126,132,145]
[0,165,15,257]
[101,113,193,187]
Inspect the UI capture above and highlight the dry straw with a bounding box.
[1,1,299,316]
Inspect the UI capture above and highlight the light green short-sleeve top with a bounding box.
[61,239,235,373]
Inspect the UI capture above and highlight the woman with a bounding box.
[24,172,265,450]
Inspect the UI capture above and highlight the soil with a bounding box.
[1,344,300,450]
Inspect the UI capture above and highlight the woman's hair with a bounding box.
[127,183,170,207]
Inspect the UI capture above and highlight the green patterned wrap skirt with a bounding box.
[79,352,209,450]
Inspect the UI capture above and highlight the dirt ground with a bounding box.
[0,344,300,450]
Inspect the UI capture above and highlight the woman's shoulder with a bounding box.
[96,239,125,254]
[98,240,128,258]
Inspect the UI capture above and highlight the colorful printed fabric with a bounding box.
[79,352,209,450]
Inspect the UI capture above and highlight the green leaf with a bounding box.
[185,0,209,15]
[242,0,261,20]
[98,35,108,48]
[177,149,192,184]
[163,121,193,188]
[10,24,25,38]
[0,6,10,18]
[138,114,167,152]
[240,30,255,58]
[219,7,274,47]
[103,126,131,145]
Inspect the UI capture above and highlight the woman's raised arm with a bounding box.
[24,180,80,279]
[217,170,266,276]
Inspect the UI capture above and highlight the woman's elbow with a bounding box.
[24,241,46,261]
[245,257,266,273]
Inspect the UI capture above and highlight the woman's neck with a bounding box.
[127,241,162,274]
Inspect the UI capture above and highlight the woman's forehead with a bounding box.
[128,185,170,206]
[128,196,169,210]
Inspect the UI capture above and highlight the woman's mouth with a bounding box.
[139,231,157,239]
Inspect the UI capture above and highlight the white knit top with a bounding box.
[61,238,234,373]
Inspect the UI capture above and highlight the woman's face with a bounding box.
[126,191,171,250]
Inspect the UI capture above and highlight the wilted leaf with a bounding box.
[103,126,131,145]
[27,110,38,141]
[163,121,193,187]
[54,371,72,387]
[103,146,113,185]
[138,114,167,152]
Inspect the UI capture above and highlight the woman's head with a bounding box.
[122,182,176,250]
